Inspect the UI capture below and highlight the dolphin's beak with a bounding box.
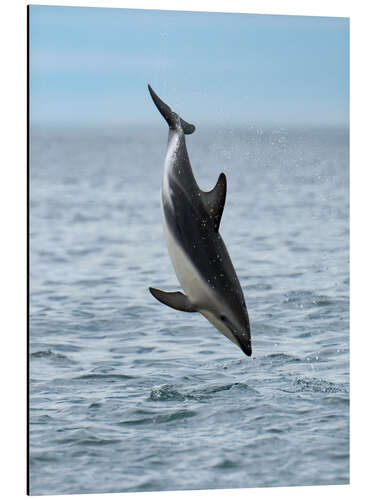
[225,321,252,357]
[239,341,252,357]
[236,330,252,357]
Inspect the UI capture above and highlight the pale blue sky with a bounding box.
[29,5,349,127]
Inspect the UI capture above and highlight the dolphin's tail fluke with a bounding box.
[148,84,195,135]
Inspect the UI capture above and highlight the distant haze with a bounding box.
[29,6,349,128]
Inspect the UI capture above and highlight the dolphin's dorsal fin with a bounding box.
[201,172,227,231]
[149,287,197,312]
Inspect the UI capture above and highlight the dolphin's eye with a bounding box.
[220,314,227,322]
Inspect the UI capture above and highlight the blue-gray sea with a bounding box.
[29,124,349,495]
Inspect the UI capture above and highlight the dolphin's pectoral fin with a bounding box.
[201,172,227,231]
[149,287,197,312]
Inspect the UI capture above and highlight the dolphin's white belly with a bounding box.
[163,212,241,347]
[162,212,208,307]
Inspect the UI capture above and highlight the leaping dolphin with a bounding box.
[148,85,252,356]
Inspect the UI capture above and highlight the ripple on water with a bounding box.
[55,428,121,448]
[30,350,78,366]
[118,409,197,426]
[73,373,134,383]
[31,350,68,360]
[149,384,186,401]
[213,458,241,469]
[294,377,349,394]
[264,353,303,365]
[149,382,255,402]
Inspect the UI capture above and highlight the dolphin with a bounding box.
[148,85,252,356]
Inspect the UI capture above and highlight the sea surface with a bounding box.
[29,124,349,495]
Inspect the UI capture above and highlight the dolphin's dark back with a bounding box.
[148,84,195,135]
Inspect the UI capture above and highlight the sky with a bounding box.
[29,5,349,127]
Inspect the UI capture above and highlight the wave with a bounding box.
[119,408,197,426]
[213,458,240,469]
[294,377,349,394]
[261,353,303,367]
[149,382,251,402]
[30,350,71,362]
[74,373,134,382]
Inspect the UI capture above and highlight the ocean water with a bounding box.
[29,124,349,495]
